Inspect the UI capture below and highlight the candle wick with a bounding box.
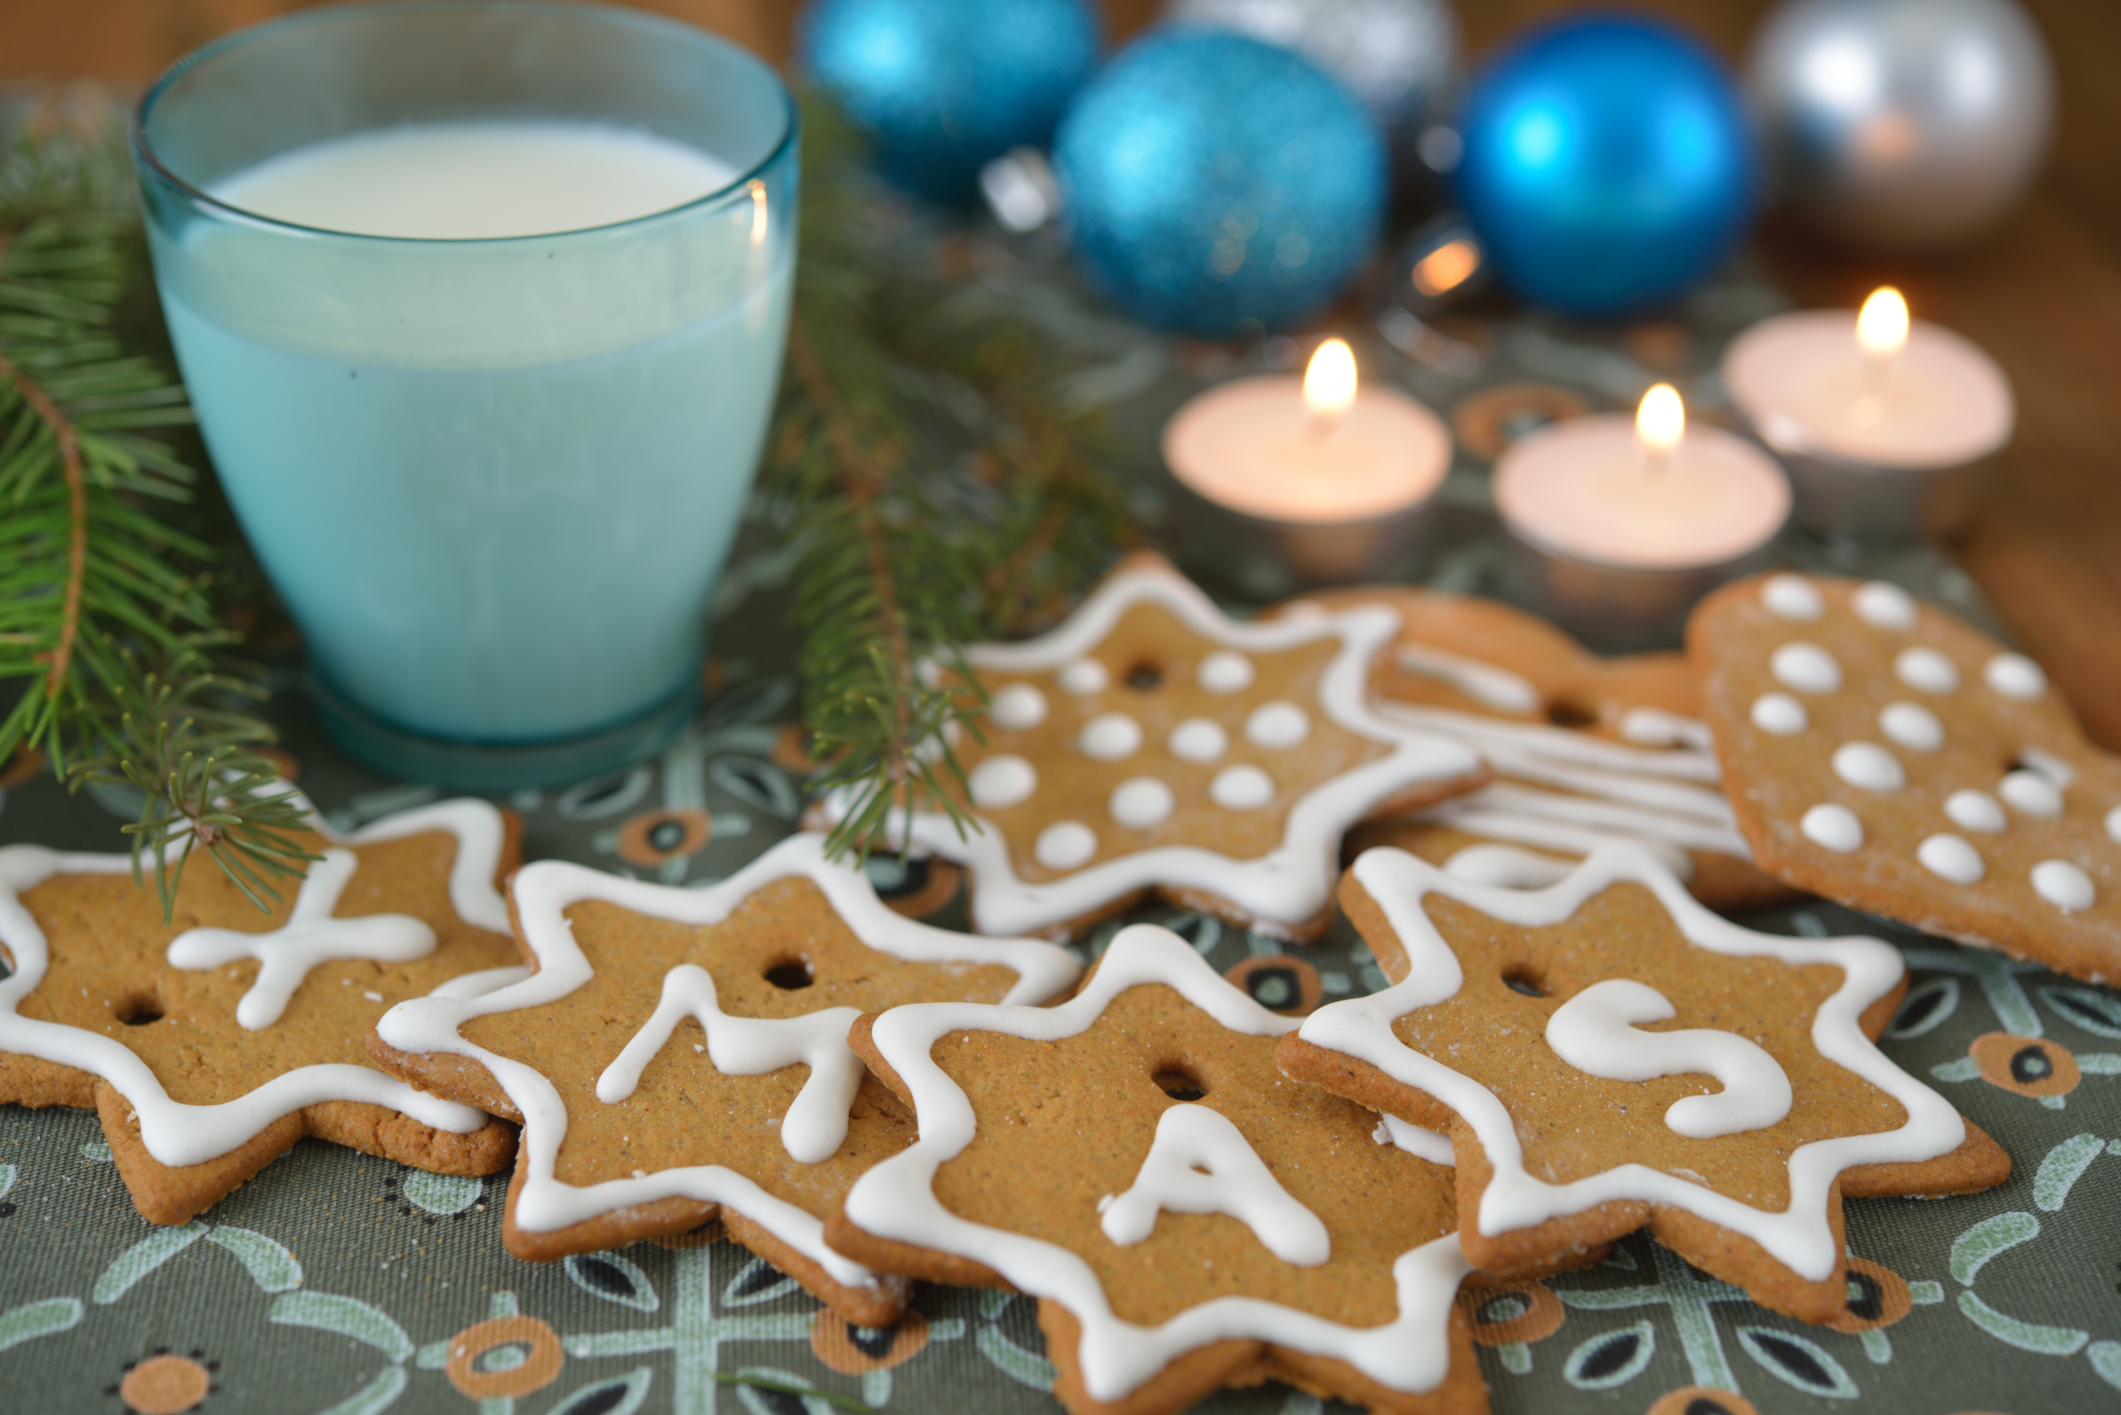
[1305,410,1341,442]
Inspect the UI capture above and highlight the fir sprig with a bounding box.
[0,117,311,916]
[769,98,1127,856]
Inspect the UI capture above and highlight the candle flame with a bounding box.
[749,180,769,248]
[1303,339,1358,419]
[1636,383,1685,454]
[1857,286,1908,359]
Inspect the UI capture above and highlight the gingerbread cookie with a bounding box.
[367,832,1079,1327]
[1283,587,1793,911]
[828,924,1485,1415]
[833,554,1484,941]
[0,799,523,1224]
[1691,573,2121,983]
[1278,845,2008,1324]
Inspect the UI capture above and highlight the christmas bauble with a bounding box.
[798,0,1101,205]
[1455,18,1756,318]
[1160,0,1458,142]
[1748,0,2053,251]
[1053,29,1387,337]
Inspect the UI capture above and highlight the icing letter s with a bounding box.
[1544,979,1793,1139]
[1098,1104,1329,1265]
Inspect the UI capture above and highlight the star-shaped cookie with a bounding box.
[0,799,523,1224]
[851,554,1484,941]
[1283,586,1792,912]
[1691,572,2121,984]
[828,925,1485,1415]
[367,832,1079,1327]
[1278,845,2009,1323]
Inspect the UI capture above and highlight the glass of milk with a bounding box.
[132,1,797,787]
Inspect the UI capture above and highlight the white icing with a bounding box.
[1210,766,1275,811]
[2031,860,2095,913]
[1618,709,1714,751]
[1771,643,1842,694]
[1197,651,1255,694]
[1852,581,1918,630]
[1917,834,1984,884]
[1999,770,2063,819]
[374,833,1079,1292]
[1895,647,1959,695]
[596,963,865,1165]
[1832,742,1905,793]
[1443,845,1574,889]
[1984,653,2047,701]
[1060,659,1110,695]
[2019,748,2077,789]
[1878,703,1944,753]
[1036,822,1099,870]
[1801,804,1863,853]
[1372,1112,1455,1165]
[969,755,1039,810]
[1168,718,1229,764]
[1761,574,1824,621]
[1391,644,1540,715]
[1299,847,1967,1285]
[1110,778,1176,830]
[1750,693,1808,735]
[0,797,513,1168]
[166,847,434,1030]
[831,563,1481,938]
[991,683,1049,730]
[846,924,1471,1402]
[2108,804,2121,845]
[1375,703,1750,880]
[1945,791,2006,833]
[1545,979,1794,1138]
[1099,1103,1330,1265]
[1244,702,1311,750]
[1080,713,1144,761]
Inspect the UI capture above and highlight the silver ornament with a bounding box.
[1748,0,2054,251]
[1161,0,1457,141]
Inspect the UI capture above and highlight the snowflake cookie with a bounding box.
[1278,845,2009,1324]
[828,924,1485,1415]
[1286,586,1792,911]
[849,553,1484,941]
[0,799,523,1224]
[1690,572,2121,984]
[367,832,1078,1327]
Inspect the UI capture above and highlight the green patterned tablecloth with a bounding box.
[6,219,2119,1415]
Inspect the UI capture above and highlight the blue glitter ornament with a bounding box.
[799,0,1101,204]
[1455,18,1756,318]
[1053,30,1387,337]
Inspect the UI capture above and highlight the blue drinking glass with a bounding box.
[132,1,798,788]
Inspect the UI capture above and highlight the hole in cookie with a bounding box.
[115,994,163,1026]
[1124,663,1163,692]
[1544,697,1598,730]
[763,960,814,990]
[1501,967,1546,999]
[1152,1065,1206,1103]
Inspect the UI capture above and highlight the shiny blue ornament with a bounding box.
[1455,18,1756,318]
[1053,30,1386,337]
[799,0,1101,204]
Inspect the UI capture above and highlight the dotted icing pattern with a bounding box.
[836,557,1481,939]
[1695,573,2121,984]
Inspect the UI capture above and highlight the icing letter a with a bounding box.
[1545,979,1793,1139]
[1098,1104,1329,1265]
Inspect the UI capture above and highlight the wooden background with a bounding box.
[8,0,2119,747]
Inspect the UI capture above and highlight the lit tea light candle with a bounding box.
[1162,339,1452,590]
[1720,287,2014,539]
[1494,384,1791,648]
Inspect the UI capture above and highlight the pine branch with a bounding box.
[0,116,311,917]
[767,96,1125,856]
